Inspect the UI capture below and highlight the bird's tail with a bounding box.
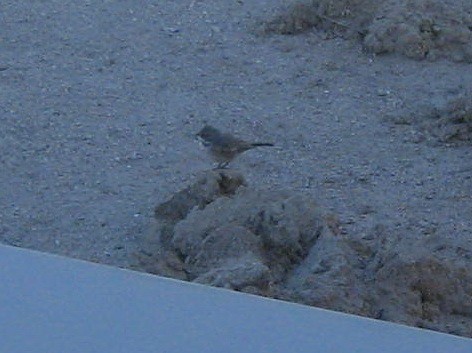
[251,143,274,147]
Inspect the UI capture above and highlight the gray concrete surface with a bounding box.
[0,244,471,353]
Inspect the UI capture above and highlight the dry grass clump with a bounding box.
[260,0,472,62]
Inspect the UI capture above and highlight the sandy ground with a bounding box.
[1,0,471,289]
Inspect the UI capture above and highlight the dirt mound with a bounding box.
[370,234,472,336]
[393,91,472,144]
[261,0,472,62]
[138,169,327,293]
[137,171,472,337]
[424,95,472,143]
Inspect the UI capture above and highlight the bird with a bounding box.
[196,125,274,168]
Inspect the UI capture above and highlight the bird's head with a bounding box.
[196,125,220,145]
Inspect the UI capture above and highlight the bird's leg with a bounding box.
[216,161,229,169]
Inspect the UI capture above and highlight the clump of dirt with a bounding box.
[134,169,247,279]
[259,0,375,37]
[394,92,472,144]
[370,234,472,336]
[136,169,327,294]
[364,0,472,62]
[138,170,472,338]
[261,0,472,62]
[425,95,472,143]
